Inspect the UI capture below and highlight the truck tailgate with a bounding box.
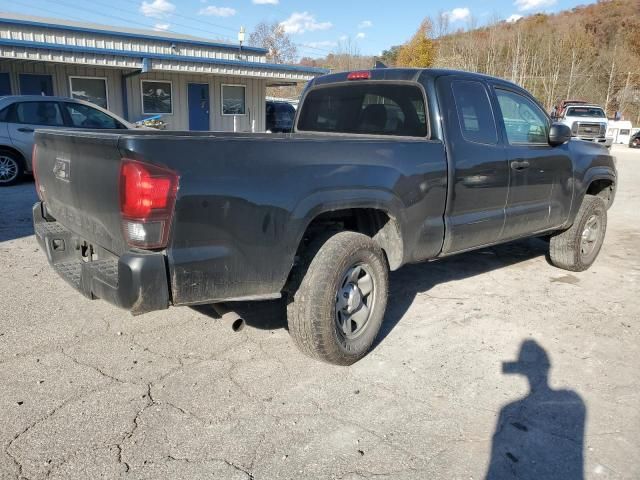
[35,130,127,255]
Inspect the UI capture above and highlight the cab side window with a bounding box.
[451,80,498,145]
[495,89,549,145]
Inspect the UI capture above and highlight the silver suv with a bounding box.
[0,96,133,186]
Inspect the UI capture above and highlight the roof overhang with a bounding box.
[0,38,327,82]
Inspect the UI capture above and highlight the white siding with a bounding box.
[126,71,267,131]
[0,60,269,131]
[0,60,124,115]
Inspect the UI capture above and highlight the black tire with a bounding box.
[287,231,389,365]
[0,150,24,186]
[549,195,607,272]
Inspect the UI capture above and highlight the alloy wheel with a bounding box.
[335,264,375,339]
[0,155,18,184]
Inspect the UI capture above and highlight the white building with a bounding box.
[0,12,326,131]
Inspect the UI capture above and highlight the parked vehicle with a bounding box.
[265,100,296,133]
[32,68,617,365]
[553,101,613,148]
[628,130,640,148]
[0,96,133,186]
[551,99,587,119]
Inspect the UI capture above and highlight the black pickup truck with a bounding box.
[32,68,616,365]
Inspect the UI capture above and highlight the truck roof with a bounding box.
[565,104,605,110]
[308,68,523,91]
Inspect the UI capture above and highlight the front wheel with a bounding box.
[549,196,607,272]
[287,231,389,365]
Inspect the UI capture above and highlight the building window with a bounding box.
[222,84,246,115]
[141,80,173,115]
[69,77,108,109]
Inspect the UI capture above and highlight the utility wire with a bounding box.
[113,0,338,55]
[37,0,336,56]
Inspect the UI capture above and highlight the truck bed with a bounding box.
[34,129,448,308]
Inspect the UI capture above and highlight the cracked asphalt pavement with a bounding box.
[1,145,639,479]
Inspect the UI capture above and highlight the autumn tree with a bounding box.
[249,21,297,64]
[396,19,436,68]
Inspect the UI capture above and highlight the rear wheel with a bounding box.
[287,231,388,365]
[549,195,607,272]
[0,151,24,186]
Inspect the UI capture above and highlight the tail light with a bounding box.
[32,144,44,201]
[119,159,179,249]
[347,71,371,80]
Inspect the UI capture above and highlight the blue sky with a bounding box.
[2,0,596,57]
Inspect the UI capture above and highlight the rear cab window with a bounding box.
[451,80,498,145]
[297,83,428,137]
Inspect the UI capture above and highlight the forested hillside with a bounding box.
[432,0,639,120]
[297,0,639,122]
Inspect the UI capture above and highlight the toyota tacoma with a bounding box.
[32,68,617,365]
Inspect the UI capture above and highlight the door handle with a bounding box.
[511,160,530,171]
[17,127,34,133]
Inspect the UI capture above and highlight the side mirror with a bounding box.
[549,123,572,146]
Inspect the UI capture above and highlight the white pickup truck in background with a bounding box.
[553,103,613,148]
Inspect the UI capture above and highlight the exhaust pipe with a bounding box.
[211,303,245,332]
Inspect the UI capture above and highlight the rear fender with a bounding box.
[289,188,407,268]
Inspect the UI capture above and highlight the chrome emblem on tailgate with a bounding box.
[53,158,71,182]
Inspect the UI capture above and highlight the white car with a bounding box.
[0,96,134,186]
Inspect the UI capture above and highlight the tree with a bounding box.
[396,19,436,68]
[380,45,402,66]
[248,21,297,64]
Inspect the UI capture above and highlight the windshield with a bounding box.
[297,83,428,137]
[566,107,606,118]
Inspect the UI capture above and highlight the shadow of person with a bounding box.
[486,340,586,480]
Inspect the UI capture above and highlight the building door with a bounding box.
[188,83,210,131]
[19,74,53,96]
[0,73,11,95]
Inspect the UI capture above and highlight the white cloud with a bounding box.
[506,13,524,22]
[339,35,348,41]
[153,23,170,31]
[514,0,556,12]
[356,32,366,39]
[303,40,338,48]
[358,20,373,29]
[198,6,236,17]
[280,12,332,34]
[445,7,471,22]
[253,0,278,4]
[140,0,175,18]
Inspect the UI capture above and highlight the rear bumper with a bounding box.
[33,202,170,315]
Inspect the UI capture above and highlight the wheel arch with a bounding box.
[568,167,616,223]
[290,190,406,273]
[0,144,28,170]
